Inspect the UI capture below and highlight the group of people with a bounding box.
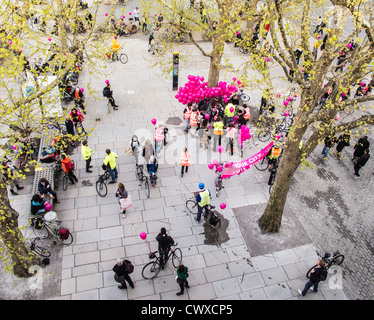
[322,134,371,178]
[182,94,251,155]
[112,227,189,296]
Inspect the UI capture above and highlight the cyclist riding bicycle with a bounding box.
[196,183,211,223]
[147,155,158,187]
[156,227,175,268]
[111,35,120,59]
[267,145,282,170]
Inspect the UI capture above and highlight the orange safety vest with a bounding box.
[184,108,192,119]
[154,127,165,141]
[244,107,250,120]
[179,152,191,166]
[190,112,198,126]
[270,147,282,159]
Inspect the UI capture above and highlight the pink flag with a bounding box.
[221,142,274,179]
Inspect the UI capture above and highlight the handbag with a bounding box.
[125,147,133,156]
[119,194,132,210]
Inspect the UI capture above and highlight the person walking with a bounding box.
[115,182,130,214]
[38,178,60,203]
[81,140,94,173]
[129,135,141,165]
[298,259,326,296]
[225,122,236,155]
[322,134,336,159]
[183,103,192,132]
[352,136,370,164]
[195,183,211,223]
[156,227,175,267]
[74,87,86,114]
[354,148,370,178]
[103,81,118,110]
[103,149,118,184]
[70,107,86,134]
[336,131,350,159]
[65,115,75,146]
[212,117,224,152]
[142,139,154,163]
[113,258,135,289]
[60,153,78,184]
[176,264,190,296]
[179,147,191,177]
[1,159,24,195]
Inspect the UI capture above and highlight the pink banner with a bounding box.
[222,141,274,179]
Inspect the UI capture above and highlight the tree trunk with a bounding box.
[258,142,302,232]
[207,35,225,87]
[0,182,40,277]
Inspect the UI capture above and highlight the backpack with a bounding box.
[65,161,75,172]
[124,260,134,274]
[320,267,328,281]
[103,86,110,97]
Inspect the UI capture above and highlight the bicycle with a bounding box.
[31,212,73,245]
[28,237,51,258]
[257,123,288,143]
[159,29,186,43]
[306,250,344,279]
[215,169,224,197]
[142,243,182,279]
[135,164,150,198]
[105,51,128,64]
[185,196,222,229]
[96,169,110,197]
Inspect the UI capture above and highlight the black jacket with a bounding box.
[354,138,370,157]
[356,154,370,167]
[310,266,325,283]
[156,233,174,251]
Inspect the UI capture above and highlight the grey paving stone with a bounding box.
[213,277,241,298]
[263,282,293,300]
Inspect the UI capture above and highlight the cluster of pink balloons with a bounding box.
[238,125,251,145]
[208,159,223,172]
[175,75,241,105]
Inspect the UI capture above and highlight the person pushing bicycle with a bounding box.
[196,182,211,223]
[156,227,175,268]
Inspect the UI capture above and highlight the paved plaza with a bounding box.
[1,2,374,301]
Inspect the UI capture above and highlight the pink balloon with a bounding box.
[361,81,366,86]
[266,57,271,62]
[105,79,110,84]
[105,13,108,16]
[245,133,251,139]
[287,96,292,101]
[276,134,281,140]
[284,111,289,117]
[347,43,352,48]
[230,107,234,113]
[218,145,223,153]
[151,118,157,125]
[216,164,223,172]
[220,203,226,209]
[205,114,210,119]
[122,15,125,19]
[140,232,147,240]
[212,159,218,165]
[208,163,214,170]
[48,38,51,41]
[283,100,289,106]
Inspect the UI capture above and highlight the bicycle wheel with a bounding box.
[254,157,269,171]
[71,77,78,85]
[208,213,221,229]
[33,224,49,239]
[331,255,345,266]
[258,129,271,142]
[306,264,318,279]
[171,248,183,268]
[275,130,288,143]
[56,228,74,245]
[142,261,162,279]
[107,100,112,114]
[62,175,68,191]
[240,93,250,102]
[119,53,128,64]
[186,199,198,215]
[33,245,51,258]
[96,180,108,197]
[145,177,150,198]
